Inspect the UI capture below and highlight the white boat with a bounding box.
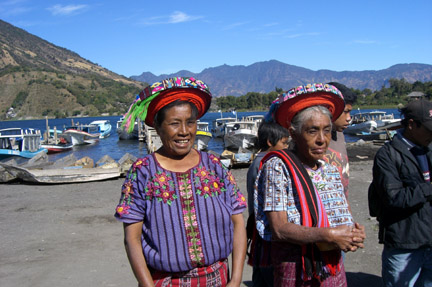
[144,125,162,153]
[345,120,378,135]
[211,117,237,138]
[90,120,112,139]
[223,121,258,150]
[345,110,399,135]
[116,116,142,140]
[0,128,47,160]
[195,121,212,151]
[62,125,100,145]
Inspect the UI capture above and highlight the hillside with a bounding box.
[0,20,145,120]
[132,60,432,97]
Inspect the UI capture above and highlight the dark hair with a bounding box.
[327,82,357,105]
[257,121,290,151]
[153,100,199,128]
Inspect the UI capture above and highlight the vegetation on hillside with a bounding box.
[214,79,432,111]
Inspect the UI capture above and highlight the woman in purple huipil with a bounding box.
[115,77,247,287]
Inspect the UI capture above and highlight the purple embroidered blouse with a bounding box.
[115,151,246,273]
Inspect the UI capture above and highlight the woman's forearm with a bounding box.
[123,222,154,287]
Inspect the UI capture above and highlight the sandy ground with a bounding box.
[0,142,383,287]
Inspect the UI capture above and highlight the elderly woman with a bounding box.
[254,84,366,287]
[115,77,247,287]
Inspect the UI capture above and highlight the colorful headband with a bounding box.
[122,77,212,130]
[266,83,345,129]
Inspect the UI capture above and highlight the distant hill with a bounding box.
[131,60,432,97]
[0,19,145,120]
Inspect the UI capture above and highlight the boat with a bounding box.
[0,163,121,183]
[40,143,73,154]
[345,110,399,135]
[144,125,162,153]
[345,120,378,135]
[223,120,259,150]
[89,120,112,138]
[211,117,237,138]
[62,125,100,145]
[116,116,143,140]
[195,121,212,150]
[0,128,47,160]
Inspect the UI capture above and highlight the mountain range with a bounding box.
[1,18,432,119]
[132,61,432,97]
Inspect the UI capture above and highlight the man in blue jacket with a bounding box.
[370,99,432,287]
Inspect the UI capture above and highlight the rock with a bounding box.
[74,156,94,168]
[51,154,78,169]
[118,153,137,175]
[96,155,116,167]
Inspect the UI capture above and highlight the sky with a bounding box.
[0,0,431,78]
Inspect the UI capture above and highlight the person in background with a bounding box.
[247,122,290,287]
[115,77,247,287]
[324,82,357,199]
[369,99,432,287]
[255,83,366,286]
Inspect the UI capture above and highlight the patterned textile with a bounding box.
[122,77,212,129]
[254,158,353,240]
[306,163,352,227]
[324,131,350,198]
[272,242,347,287]
[263,83,345,129]
[152,259,228,287]
[115,151,246,273]
[254,156,353,284]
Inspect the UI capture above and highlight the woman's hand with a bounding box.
[328,225,357,252]
[352,222,366,249]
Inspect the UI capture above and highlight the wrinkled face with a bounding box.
[268,137,289,152]
[291,113,331,167]
[156,104,197,158]
[333,104,353,132]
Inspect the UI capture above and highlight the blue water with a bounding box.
[0,109,399,162]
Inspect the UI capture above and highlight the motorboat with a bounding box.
[0,128,47,160]
[90,120,112,139]
[223,121,258,150]
[116,116,142,140]
[62,124,100,145]
[211,117,237,138]
[195,121,212,151]
[345,110,400,135]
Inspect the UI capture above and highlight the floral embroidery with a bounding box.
[194,165,226,197]
[236,191,247,207]
[226,170,237,186]
[116,203,130,217]
[208,153,220,164]
[132,157,149,171]
[145,171,177,205]
[178,173,205,267]
[116,180,134,217]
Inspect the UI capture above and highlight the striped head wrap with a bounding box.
[264,83,345,129]
[123,77,212,131]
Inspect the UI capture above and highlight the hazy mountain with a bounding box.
[131,60,432,97]
[0,19,144,119]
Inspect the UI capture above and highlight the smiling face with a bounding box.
[155,103,197,159]
[290,111,332,169]
[333,103,353,132]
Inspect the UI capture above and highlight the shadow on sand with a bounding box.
[347,272,382,287]
[243,272,382,287]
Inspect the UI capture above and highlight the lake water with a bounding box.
[0,108,400,163]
